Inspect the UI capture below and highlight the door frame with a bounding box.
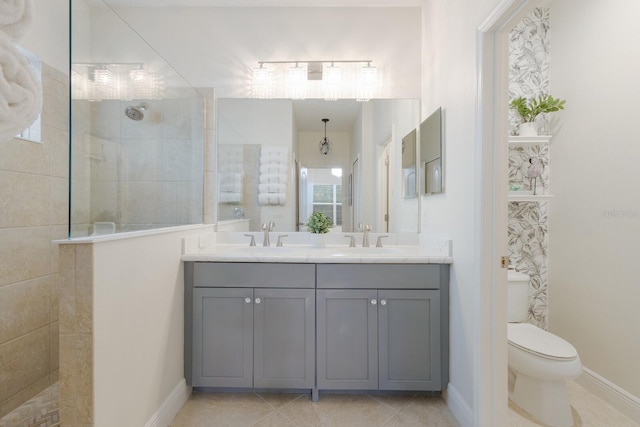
[475,0,540,425]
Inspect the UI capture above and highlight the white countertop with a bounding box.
[182,244,452,264]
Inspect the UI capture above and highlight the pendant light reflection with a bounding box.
[319,118,331,156]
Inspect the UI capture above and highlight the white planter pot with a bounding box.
[518,122,539,136]
[309,233,325,248]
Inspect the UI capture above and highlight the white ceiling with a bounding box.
[293,100,361,132]
[104,0,422,7]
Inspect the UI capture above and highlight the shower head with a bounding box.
[124,102,148,121]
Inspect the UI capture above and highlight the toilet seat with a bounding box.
[508,323,577,361]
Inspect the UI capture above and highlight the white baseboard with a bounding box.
[444,383,473,427]
[144,379,192,427]
[576,367,640,423]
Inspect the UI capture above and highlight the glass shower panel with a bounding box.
[70,0,204,238]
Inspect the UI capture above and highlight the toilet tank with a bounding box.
[507,270,530,322]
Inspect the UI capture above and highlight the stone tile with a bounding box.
[170,392,273,427]
[368,393,418,412]
[385,412,438,427]
[74,245,93,334]
[50,177,69,226]
[0,382,59,427]
[0,136,49,175]
[59,333,93,426]
[398,395,459,426]
[50,322,59,374]
[45,124,70,179]
[58,246,76,335]
[0,171,51,228]
[49,273,60,324]
[0,277,51,345]
[0,376,50,420]
[278,394,397,427]
[0,327,50,403]
[50,225,69,276]
[256,392,304,409]
[0,227,52,287]
[252,411,297,427]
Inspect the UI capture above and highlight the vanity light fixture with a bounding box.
[319,118,332,156]
[356,61,377,102]
[323,62,342,101]
[252,60,378,101]
[287,62,307,100]
[252,63,272,99]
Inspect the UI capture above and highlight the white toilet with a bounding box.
[507,270,582,427]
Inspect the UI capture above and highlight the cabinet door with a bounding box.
[378,289,441,390]
[192,288,253,387]
[253,288,315,388]
[317,289,378,390]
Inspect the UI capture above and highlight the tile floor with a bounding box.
[170,392,460,427]
[1,379,637,427]
[171,381,640,427]
[509,381,640,427]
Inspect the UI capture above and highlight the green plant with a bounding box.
[306,211,331,234]
[510,95,566,123]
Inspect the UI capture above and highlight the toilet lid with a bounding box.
[508,323,578,360]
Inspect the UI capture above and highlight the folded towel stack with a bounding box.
[258,146,288,206]
[0,0,40,144]
[218,145,244,204]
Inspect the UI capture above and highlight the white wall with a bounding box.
[92,226,213,427]
[110,7,422,99]
[22,0,69,74]
[421,0,504,422]
[548,0,640,398]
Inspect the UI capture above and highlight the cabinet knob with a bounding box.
[244,297,251,304]
[255,297,261,304]
[380,299,387,306]
[371,299,377,305]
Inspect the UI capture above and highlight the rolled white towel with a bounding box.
[0,32,41,143]
[259,154,288,165]
[258,193,286,206]
[218,192,242,203]
[259,164,288,175]
[258,183,286,194]
[259,174,287,184]
[0,0,34,42]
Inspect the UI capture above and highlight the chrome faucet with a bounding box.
[376,235,389,247]
[262,221,275,246]
[244,234,256,247]
[362,224,371,247]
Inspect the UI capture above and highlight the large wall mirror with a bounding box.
[216,98,420,233]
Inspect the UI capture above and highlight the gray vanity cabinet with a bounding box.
[193,287,254,388]
[316,264,448,393]
[316,289,379,390]
[187,262,315,390]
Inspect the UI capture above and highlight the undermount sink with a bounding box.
[327,247,405,257]
[230,246,300,254]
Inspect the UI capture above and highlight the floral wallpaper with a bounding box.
[508,7,550,329]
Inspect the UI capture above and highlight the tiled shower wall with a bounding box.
[71,91,204,236]
[508,7,550,329]
[0,63,68,418]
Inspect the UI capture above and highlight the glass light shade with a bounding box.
[93,68,113,86]
[356,65,378,102]
[287,64,307,100]
[323,65,342,101]
[252,65,272,99]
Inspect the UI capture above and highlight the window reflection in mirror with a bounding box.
[402,129,417,198]
[299,167,343,232]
